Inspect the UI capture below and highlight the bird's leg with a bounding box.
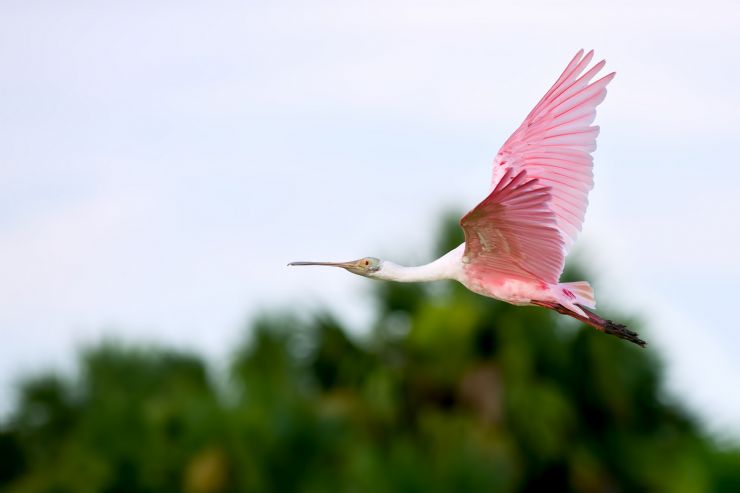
[532,301,647,348]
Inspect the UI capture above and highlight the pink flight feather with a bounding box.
[488,50,615,255]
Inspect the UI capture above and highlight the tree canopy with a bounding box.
[2,217,739,492]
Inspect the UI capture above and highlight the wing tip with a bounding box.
[601,71,617,83]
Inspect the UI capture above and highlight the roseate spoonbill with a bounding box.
[290,50,645,347]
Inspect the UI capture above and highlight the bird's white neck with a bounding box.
[372,244,465,283]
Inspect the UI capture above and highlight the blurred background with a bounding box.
[2,1,740,491]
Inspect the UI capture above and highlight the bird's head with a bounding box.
[288,257,382,278]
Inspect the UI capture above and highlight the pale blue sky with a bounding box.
[2,1,739,435]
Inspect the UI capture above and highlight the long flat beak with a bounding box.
[287,261,355,268]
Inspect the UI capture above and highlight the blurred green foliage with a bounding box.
[2,218,740,492]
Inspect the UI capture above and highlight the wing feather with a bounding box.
[491,50,614,253]
[460,169,564,284]
[461,50,613,284]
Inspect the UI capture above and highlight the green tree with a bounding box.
[2,216,739,492]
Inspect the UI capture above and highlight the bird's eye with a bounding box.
[363,259,370,266]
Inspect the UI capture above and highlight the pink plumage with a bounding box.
[454,50,643,344]
[462,49,613,288]
[290,50,645,347]
[461,168,564,284]
[491,49,614,253]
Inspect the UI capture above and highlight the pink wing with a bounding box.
[460,168,564,284]
[491,49,615,253]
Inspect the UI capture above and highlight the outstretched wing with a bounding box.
[461,168,564,284]
[491,49,614,253]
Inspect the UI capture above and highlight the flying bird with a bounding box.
[290,50,645,347]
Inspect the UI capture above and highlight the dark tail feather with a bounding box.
[532,301,647,348]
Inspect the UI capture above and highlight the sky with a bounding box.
[1,0,740,436]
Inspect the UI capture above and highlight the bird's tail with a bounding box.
[555,281,595,318]
[532,299,647,347]
[559,281,596,308]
